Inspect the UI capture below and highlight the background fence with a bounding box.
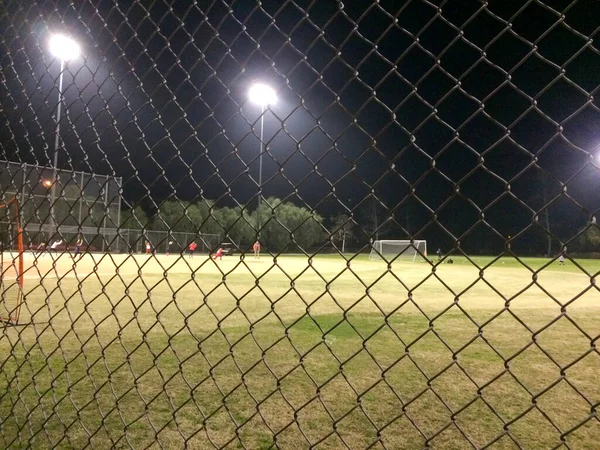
[0,160,121,242]
[22,225,220,254]
[0,0,600,449]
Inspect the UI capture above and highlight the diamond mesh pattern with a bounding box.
[0,0,599,449]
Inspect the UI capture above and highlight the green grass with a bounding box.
[0,253,599,449]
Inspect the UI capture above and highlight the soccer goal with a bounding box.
[369,240,427,262]
[0,197,24,324]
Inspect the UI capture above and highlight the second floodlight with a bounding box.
[248,84,277,107]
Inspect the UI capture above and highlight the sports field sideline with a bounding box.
[1,252,599,449]
[13,251,600,316]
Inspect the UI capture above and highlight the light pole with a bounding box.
[248,83,277,234]
[48,34,79,236]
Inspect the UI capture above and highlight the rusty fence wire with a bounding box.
[1,0,600,449]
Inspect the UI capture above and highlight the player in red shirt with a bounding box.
[213,247,223,260]
[188,241,197,258]
[253,240,260,259]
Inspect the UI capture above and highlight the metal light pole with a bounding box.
[258,104,264,231]
[51,58,64,235]
[48,34,79,236]
[248,83,276,234]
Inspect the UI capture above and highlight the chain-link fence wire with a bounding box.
[1,0,600,448]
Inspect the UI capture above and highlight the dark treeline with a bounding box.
[121,196,600,256]
[122,197,326,252]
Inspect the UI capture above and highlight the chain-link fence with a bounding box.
[19,224,220,255]
[0,160,122,246]
[0,0,599,448]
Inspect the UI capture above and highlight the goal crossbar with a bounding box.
[369,240,427,262]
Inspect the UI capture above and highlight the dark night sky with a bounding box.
[1,0,600,252]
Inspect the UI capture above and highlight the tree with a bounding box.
[152,200,200,232]
[124,198,326,252]
[574,226,600,252]
[357,196,398,242]
[524,168,559,256]
[121,206,149,229]
[194,200,221,235]
[152,199,221,234]
[254,198,325,252]
[330,214,355,253]
[212,206,254,247]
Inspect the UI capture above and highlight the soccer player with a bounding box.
[145,241,152,254]
[73,237,83,259]
[166,241,173,256]
[213,247,223,261]
[559,253,565,265]
[436,248,442,261]
[253,240,261,259]
[50,239,63,254]
[36,242,46,255]
[188,241,197,258]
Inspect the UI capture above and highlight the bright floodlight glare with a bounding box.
[49,34,80,61]
[248,84,277,106]
[42,179,52,188]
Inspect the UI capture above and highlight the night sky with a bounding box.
[1,0,599,254]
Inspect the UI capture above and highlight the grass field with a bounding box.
[1,251,599,449]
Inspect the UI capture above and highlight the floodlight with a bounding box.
[248,83,277,107]
[49,34,80,61]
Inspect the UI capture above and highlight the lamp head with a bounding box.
[248,83,277,107]
[49,34,80,61]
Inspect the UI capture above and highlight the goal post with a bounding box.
[0,197,24,324]
[369,240,427,262]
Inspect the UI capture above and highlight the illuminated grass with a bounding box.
[0,253,598,449]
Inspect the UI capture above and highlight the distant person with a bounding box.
[36,242,46,256]
[166,241,173,256]
[73,237,83,259]
[188,241,197,258]
[559,253,565,265]
[253,240,261,259]
[50,239,63,254]
[145,241,152,254]
[213,247,223,261]
[436,248,442,261]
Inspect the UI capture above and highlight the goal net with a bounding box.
[369,240,427,262]
[0,197,24,323]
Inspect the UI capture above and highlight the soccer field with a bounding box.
[1,252,599,449]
